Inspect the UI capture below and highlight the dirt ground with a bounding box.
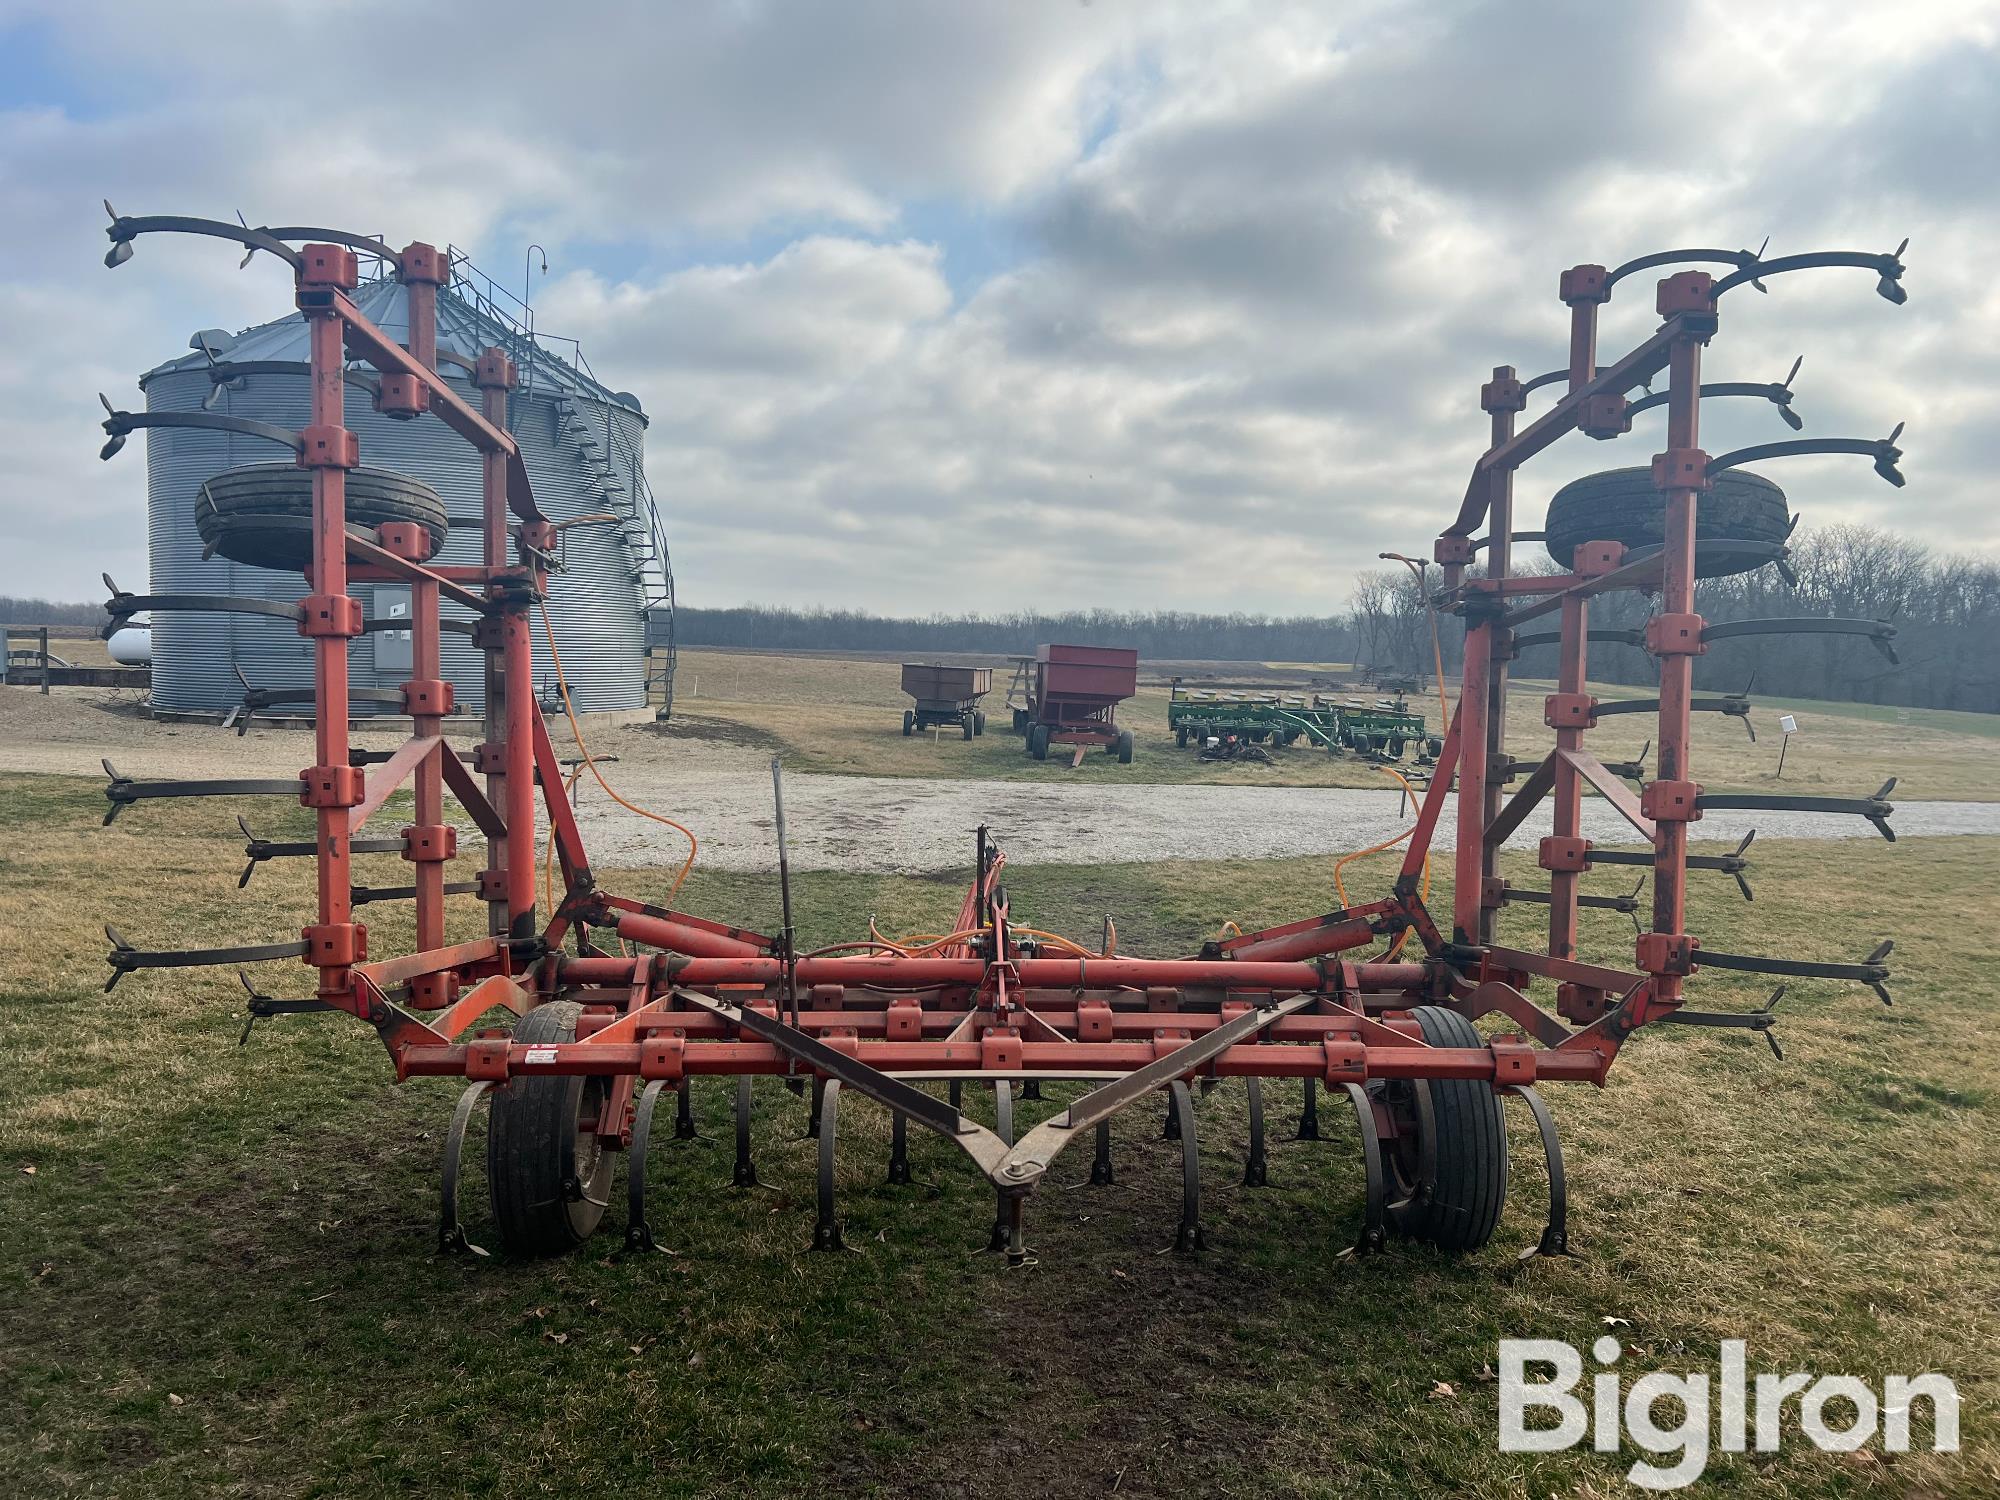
[5,685,1996,874]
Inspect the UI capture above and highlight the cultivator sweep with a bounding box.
[93,211,1908,1264]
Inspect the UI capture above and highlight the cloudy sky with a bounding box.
[2,0,1994,613]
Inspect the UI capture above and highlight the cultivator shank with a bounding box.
[91,211,1910,1264]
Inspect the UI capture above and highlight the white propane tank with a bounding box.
[108,626,152,666]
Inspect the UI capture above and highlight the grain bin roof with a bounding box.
[140,277,645,420]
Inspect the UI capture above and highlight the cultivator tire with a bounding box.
[487,1002,615,1256]
[1374,1006,1507,1253]
[1544,466,1789,580]
[1176,727,1189,749]
[195,463,448,571]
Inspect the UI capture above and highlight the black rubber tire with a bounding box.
[1013,708,1029,734]
[1372,1007,1507,1253]
[1115,729,1134,765]
[195,463,448,571]
[973,711,986,736]
[1029,724,1050,761]
[487,1002,615,1256]
[1544,466,1789,580]
[1176,727,1189,749]
[1388,736,1405,759]
[961,713,975,741]
[903,710,915,737]
[1427,737,1444,758]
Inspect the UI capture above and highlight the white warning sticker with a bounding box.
[523,1046,559,1065]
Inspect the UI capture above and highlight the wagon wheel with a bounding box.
[961,712,975,741]
[903,710,915,737]
[1115,729,1135,765]
[1028,724,1051,761]
[973,710,986,736]
[487,1002,617,1255]
[1367,1007,1507,1253]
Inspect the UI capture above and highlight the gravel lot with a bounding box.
[7,689,1996,873]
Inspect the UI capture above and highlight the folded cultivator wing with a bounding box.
[94,212,1908,1265]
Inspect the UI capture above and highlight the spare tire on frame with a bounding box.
[1542,466,1789,580]
[194,463,449,571]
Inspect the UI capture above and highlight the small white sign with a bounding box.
[523,1046,559,1065]
[1779,714,1798,734]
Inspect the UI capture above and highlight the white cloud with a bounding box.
[1,0,1994,611]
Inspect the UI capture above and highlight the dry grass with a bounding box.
[1,767,1996,1496]
[668,648,1998,798]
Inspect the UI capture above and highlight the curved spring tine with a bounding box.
[624,1078,671,1254]
[1169,1080,1204,1254]
[732,1078,759,1188]
[1242,1077,1268,1187]
[438,1081,492,1257]
[1503,1085,1572,1260]
[812,1080,846,1252]
[996,1190,1031,1268]
[986,1080,1017,1252]
[887,1111,912,1185]
[672,1078,703,1143]
[1296,1077,1323,1140]
[1090,1119,1115,1186]
[1337,1082,1386,1257]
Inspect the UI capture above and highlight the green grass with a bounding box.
[2,771,1996,1497]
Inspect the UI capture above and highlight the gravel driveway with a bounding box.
[576,757,2000,872]
[7,689,1996,874]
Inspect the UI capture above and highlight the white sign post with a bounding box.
[1777,713,1798,778]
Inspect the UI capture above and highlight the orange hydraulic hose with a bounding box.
[1015,926,1098,959]
[538,601,698,901]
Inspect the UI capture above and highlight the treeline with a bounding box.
[1345,523,2000,714]
[1,597,102,628]
[675,606,1362,663]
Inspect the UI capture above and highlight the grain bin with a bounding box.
[136,268,673,718]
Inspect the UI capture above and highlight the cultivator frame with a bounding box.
[94,212,1906,1264]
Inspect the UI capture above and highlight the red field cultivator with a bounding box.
[95,211,1907,1264]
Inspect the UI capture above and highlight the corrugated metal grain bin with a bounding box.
[136,275,671,718]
